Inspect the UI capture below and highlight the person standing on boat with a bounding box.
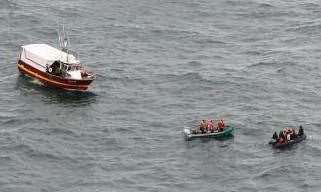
[298,125,304,136]
[272,131,278,140]
[298,125,304,137]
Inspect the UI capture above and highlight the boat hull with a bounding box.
[269,134,306,148]
[184,126,234,140]
[17,60,94,91]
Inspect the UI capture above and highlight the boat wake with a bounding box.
[29,78,43,86]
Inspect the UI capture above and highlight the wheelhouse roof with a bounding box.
[22,44,79,64]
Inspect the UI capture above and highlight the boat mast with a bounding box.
[61,24,69,63]
[57,22,61,50]
[57,21,71,63]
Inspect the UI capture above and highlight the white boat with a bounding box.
[17,27,95,91]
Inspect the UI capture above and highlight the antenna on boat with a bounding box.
[57,20,69,50]
[62,23,67,63]
[56,19,71,63]
[57,20,61,49]
[62,24,67,49]
[61,22,71,63]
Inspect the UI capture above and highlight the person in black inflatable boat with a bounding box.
[277,126,303,144]
[298,125,304,136]
[277,130,286,144]
[272,131,278,140]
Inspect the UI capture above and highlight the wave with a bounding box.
[159,72,202,82]
[243,50,262,56]
[105,75,146,85]
[0,74,17,82]
[150,28,199,38]
[8,142,79,164]
[0,151,13,159]
[300,3,320,10]
[187,61,202,67]
[286,23,321,35]
[225,1,274,9]
[247,61,277,68]
[236,9,297,19]
[47,127,78,137]
[115,127,137,134]
[155,71,247,93]
[111,22,146,30]
[0,0,19,10]
[1,116,48,126]
[193,38,227,45]
[258,3,275,8]
[246,61,297,69]
[254,164,306,181]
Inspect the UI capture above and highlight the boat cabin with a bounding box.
[19,44,84,79]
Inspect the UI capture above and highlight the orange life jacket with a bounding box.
[218,120,225,129]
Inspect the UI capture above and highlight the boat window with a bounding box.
[48,61,63,76]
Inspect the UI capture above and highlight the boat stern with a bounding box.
[183,128,192,139]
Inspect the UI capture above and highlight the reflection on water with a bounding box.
[15,74,97,106]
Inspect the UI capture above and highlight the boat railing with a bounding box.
[62,48,79,60]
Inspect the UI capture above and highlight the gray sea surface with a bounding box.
[1,0,321,191]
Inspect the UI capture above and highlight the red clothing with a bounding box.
[207,121,214,132]
[218,120,225,129]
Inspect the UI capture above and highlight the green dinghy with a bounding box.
[183,125,234,140]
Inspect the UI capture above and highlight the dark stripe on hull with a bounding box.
[17,60,94,91]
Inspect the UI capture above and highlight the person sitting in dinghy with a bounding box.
[199,120,207,134]
[290,128,297,140]
[218,119,225,132]
[207,120,214,133]
[285,128,296,141]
